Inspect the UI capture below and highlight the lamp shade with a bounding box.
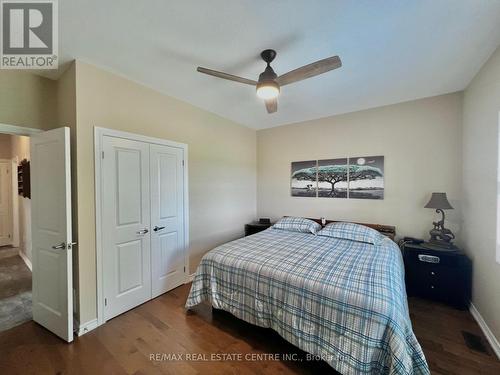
[424,192,453,210]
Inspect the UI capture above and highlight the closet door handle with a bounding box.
[136,229,149,235]
[153,226,165,232]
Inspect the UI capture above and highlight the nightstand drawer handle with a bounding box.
[418,254,440,263]
[430,271,436,276]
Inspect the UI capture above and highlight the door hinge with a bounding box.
[104,298,107,306]
[182,160,184,167]
[184,266,186,272]
[101,151,104,159]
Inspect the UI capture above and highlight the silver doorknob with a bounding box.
[136,229,149,235]
[52,242,66,250]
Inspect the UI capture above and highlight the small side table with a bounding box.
[403,242,472,310]
[244,221,273,236]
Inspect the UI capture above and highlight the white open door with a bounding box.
[31,127,73,342]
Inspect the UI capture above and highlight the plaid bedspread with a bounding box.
[186,228,429,375]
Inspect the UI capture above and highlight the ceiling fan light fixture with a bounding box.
[197,48,342,114]
[256,81,280,99]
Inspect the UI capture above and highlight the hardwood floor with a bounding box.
[0,283,499,374]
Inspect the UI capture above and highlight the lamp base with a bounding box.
[428,208,456,249]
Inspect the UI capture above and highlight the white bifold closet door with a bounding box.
[102,135,185,321]
[102,136,152,320]
[150,144,185,298]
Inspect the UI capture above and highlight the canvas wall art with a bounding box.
[290,156,384,199]
[291,160,317,197]
[348,156,384,199]
[317,158,348,198]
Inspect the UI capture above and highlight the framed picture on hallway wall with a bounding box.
[291,160,317,197]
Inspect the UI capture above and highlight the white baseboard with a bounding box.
[185,273,195,283]
[469,303,500,359]
[18,250,32,271]
[75,319,98,336]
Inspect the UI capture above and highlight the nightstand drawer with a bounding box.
[407,268,443,294]
[418,279,446,298]
[405,249,462,267]
[409,270,440,285]
[410,264,448,282]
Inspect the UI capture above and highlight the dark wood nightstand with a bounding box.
[244,221,273,236]
[403,242,472,310]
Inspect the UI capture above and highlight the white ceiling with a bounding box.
[54,0,500,129]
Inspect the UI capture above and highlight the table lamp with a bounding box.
[424,192,456,250]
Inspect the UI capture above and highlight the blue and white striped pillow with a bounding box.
[273,217,321,234]
[317,222,383,245]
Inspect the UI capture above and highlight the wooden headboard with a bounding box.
[303,217,396,240]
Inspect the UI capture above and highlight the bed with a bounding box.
[186,219,429,375]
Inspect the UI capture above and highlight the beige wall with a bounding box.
[73,61,257,324]
[0,133,12,158]
[462,46,500,340]
[0,71,57,129]
[257,93,463,241]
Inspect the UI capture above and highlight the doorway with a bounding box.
[0,132,33,332]
[0,124,74,342]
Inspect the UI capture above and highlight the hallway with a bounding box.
[0,246,32,332]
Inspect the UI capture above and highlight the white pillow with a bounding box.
[317,222,383,245]
[273,217,321,234]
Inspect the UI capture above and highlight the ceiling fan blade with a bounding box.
[276,56,341,86]
[197,67,257,86]
[265,98,277,113]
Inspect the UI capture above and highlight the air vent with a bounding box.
[462,331,489,354]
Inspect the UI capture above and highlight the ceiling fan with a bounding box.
[197,49,342,114]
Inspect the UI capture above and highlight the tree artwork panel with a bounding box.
[348,156,384,199]
[317,158,348,198]
[290,156,385,199]
[291,160,317,197]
